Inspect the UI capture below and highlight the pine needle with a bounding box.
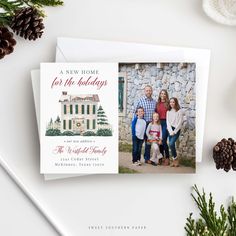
[185,185,236,236]
[29,0,63,6]
[0,0,63,27]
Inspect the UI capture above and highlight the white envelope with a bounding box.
[56,38,210,164]
[33,38,210,180]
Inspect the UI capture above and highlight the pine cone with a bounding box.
[213,138,236,172]
[0,27,16,59]
[10,7,45,40]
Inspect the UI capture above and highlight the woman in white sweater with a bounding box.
[166,97,183,167]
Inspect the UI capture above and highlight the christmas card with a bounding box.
[40,62,196,174]
[40,63,118,174]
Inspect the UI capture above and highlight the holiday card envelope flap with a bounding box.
[40,63,119,174]
[56,38,185,62]
[56,38,211,163]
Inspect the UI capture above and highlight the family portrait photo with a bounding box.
[118,62,196,174]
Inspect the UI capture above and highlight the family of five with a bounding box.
[131,85,183,167]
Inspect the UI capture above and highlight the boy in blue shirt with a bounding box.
[131,107,146,166]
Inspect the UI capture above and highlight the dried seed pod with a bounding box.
[10,7,44,41]
[0,27,16,59]
[213,138,236,172]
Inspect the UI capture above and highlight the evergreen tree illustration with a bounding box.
[97,105,109,125]
[55,115,61,123]
[49,118,53,125]
[47,117,53,129]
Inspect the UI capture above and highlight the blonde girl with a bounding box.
[146,112,163,165]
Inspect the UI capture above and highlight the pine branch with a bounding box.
[0,0,23,12]
[190,185,228,236]
[185,213,197,236]
[29,0,63,6]
[0,12,11,26]
[195,219,209,236]
[185,185,231,236]
[0,0,63,26]
[228,198,236,236]
[0,0,63,59]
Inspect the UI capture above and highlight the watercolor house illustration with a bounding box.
[59,91,100,134]
[46,91,112,136]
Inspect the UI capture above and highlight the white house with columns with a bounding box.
[59,91,100,134]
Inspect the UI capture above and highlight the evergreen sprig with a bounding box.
[29,0,63,6]
[228,198,236,236]
[185,185,236,236]
[0,0,23,12]
[0,12,11,25]
[0,0,63,26]
[0,0,23,25]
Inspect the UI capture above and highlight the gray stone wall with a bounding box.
[119,63,196,160]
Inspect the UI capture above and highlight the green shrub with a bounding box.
[83,131,96,136]
[96,128,112,136]
[61,131,74,136]
[45,129,61,136]
[119,166,139,174]
[179,158,195,168]
[119,142,132,152]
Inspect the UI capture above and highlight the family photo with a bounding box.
[118,62,196,174]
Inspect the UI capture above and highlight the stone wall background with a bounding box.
[119,63,196,160]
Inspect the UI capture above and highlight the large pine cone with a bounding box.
[10,7,45,40]
[0,27,16,59]
[213,138,236,172]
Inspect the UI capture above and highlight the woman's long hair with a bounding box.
[157,89,170,109]
[169,97,181,111]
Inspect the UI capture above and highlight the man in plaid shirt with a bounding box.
[133,85,156,164]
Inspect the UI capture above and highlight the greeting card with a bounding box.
[40,62,196,174]
[40,63,118,174]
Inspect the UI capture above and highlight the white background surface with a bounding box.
[0,0,236,235]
